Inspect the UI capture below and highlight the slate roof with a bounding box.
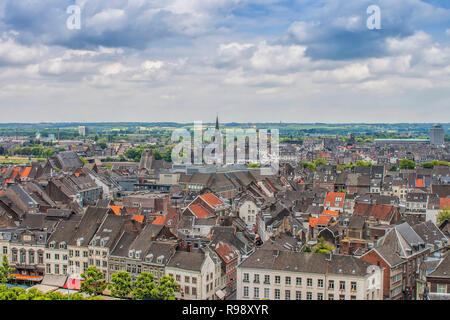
[167,250,205,272]
[240,249,373,277]
[427,252,450,279]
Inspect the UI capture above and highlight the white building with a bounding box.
[165,249,226,300]
[237,249,383,300]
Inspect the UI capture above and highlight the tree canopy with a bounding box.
[0,255,14,284]
[80,266,107,296]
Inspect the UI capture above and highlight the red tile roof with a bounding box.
[416,178,424,188]
[188,203,212,219]
[133,215,144,223]
[200,193,223,208]
[324,192,345,208]
[152,215,166,225]
[353,203,397,221]
[322,210,339,217]
[215,243,237,263]
[309,215,332,228]
[19,166,32,178]
[110,206,122,216]
[440,198,450,210]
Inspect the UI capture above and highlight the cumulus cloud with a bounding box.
[0,0,448,122]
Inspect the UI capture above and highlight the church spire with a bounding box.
[215,114,219,130]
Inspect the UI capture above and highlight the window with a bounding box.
[339,281,345,290]
[243,273,249,283]
[339,295,345,300]
[318,279,324,288]
[274,289,280,300]
[28,251,34,264]
[351,282,357,292]
[46,253,51,260]
[2,247,7,255]
[328,294,334,300]
[306,292,312,300]
[185,286,190,295]
[83,251,88,258]
[264,275,270,284]
[275,275,280,284]
[264,288,270,299]
[54,254,59,260]
[307,278,313,287]
[351,295,356,300]
[46,264,51,273]
[243,286,249,297]
[285,276,291,285]
[317,293,323,300]
[75,250,80,257]
[329,280,334,289]
[254,274,260,283]
[296,291,302,300]
[437,284,447,294]
[192,287,197,297]
[192,277,197,284]
[285,290,291,300]
[185,276,190,283]
[55,264,59,274]
[176,275,181,282]
[254,287,259,299]
[296,277,302,286]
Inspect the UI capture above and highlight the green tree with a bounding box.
[302,246,312,253]
[313,237,335,254]
[389,165,398,172]
[98,142,107,150]
[300,162,316,171]
[248,163,260,168]
[132,272,157,300]
[0,255,14,284]
[314,158,327,166]
[80,266,107,296]
[109,271,133,298]
[437,207,450,226]
[399,159,416,170]
[355,160,372,167]
[155,275,180,300]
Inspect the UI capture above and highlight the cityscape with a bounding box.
[0,0,449,310]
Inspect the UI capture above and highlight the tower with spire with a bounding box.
[215,114,219,130]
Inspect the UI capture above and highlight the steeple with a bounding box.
[215,114,219,130]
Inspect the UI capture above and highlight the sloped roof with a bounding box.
[188,203,212,219]
[323,192,345,208]
[200,193,223,208]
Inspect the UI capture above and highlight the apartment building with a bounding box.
[237,249,383,300]
[165,249,226,300]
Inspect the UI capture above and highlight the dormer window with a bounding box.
[59,242,66,249]
[157,255,164,264]
[49,241,56,248]
[129,249,135,258]
[135,250,142,259]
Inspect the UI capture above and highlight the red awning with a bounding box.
[63,278,82,290]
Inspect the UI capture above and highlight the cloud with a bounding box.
[0,0,448,123]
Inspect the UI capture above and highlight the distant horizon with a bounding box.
[0,121,449,125]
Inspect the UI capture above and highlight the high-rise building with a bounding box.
[430,125,444,146]
[78,126,88,136]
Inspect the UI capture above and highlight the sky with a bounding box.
[0,0,449,123]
